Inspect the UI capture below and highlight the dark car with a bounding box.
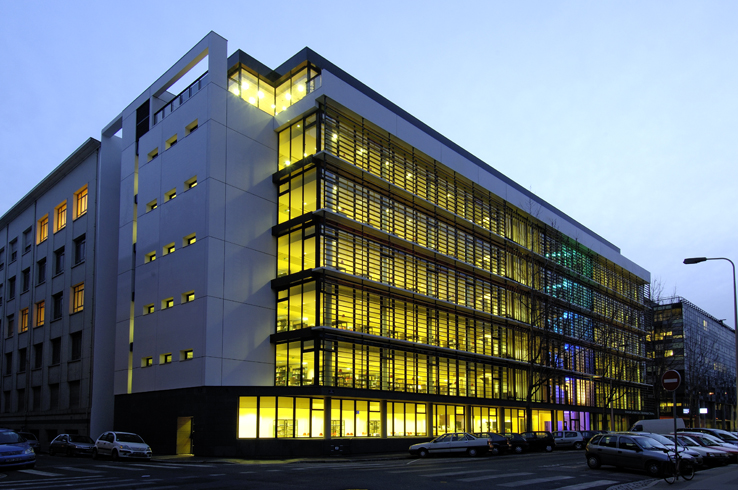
[505,433,530,454]
[472,432,513,455]
[17,432,40,452]
[520,431,556,452]
[586,433,673,476]
[49,434,95,457]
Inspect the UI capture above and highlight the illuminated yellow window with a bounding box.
[20,308,29,333]
[145,251,156,263]
[73,185,88,219]
[35,301,45,327]
[160,353,173,364]
[143,304,155,315]
[183,233,196,247]
[665,350,674,357]
[162,298,174,310]
[54,201,67,232]
[181,349,194,361]
[182,291,195,303]
[142,357,153,367]
[37,215,49,244]
[72,283,84,313]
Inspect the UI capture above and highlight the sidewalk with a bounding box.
[151,452,410,465]
[609,465,738,490]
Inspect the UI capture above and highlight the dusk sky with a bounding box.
[2,1,736,328]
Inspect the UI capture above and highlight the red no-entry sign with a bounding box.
[662,370,681,391]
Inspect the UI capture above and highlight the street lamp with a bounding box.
[683,256,738,431]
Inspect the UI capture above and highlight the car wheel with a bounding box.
[467,448,479,457]
[514,445,523,454]
[490,446,500,456]
[112,449,120,461]
[587,455,601,469]
[92,448,99,460]
[574,442,584,450]
[545,445,553,452]
[645,460,661,476]
[418,448,429,458]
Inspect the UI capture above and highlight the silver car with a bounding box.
[585,433,687,476]
[409,432,488,457]
[553,430,587,449]
[93,431,152,461]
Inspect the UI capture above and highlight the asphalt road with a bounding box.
[0,450,657,490]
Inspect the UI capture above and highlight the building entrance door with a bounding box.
[176,417,193,455]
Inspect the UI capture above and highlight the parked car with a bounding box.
[472,432,512,455]
[0,429,35,470]
[409,432,488,457]
[17,432,40,452]
[520,431,556,452]
[585,433,689,476]
[663,434,730,467]
[623,431,704,468]
[49,434,96,457]
[677,428,738,447]
[678,432,738,463]
[553,430,587,449]
[93,431,152,461]
[504,433,530,453]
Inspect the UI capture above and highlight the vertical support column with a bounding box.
[380,400,387,438]
[426,402,434,437]
[324,397,331,441]
[465,404,472,433]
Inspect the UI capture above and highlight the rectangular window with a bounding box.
[143,304,155,315]
[54,201,67,232]
[147,148,158,162]
[51,338,61,365]
[69,381,80,408]
[185,119,198,136]
[37,258,46,284]
[0,247,5,271]
[182,291,195,303]
[5,316,13,338]
[162,298,174,310]
[72,283,84,313]
[165,189,177,202]
[147,199,158,212]
[145,251,156,263]
[142,357,153,367]
[74,185,88,219]
[17,389,25,412]
[163,243,175,256]
[23,228,33,253]
[32,387,41,411]
[8,277,15,299]
[18,349,26,373]
[9,240,17,262]
[160,353,172,364]
[21,268,30,292]
[52,292,63,320]
[49,384,59,409]
[19,308,29,333]
[33,344,43,369]
[54,247,65,275]
[4,353,12,374]
[74,235,86,265]
[165,134,177,149]
[37,215,49,244]
[70,332,82,361]
[184,233,196,247]
[185,176,197,189]
[35,301,45,327]
[181,349,194,361]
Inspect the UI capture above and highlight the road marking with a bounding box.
[129,463,191,470]
[94,464,147,471]
[556,481,619,490]
[458,472,533,482]
[18,469,64,476]
[54,466,107,473]
[422,469,497,477]
[499,475,575,486]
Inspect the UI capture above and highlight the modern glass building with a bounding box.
[2,33,652,456]
[648,297,736,429]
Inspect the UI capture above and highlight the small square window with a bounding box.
[161,298,174,310]
[147,200,158,212]
[163,243,175,256]
[182,291,195,303]
[144,304,155,315]
[165,135,178,150]
[185,176,197,189]
[180,349,194,361]
[165,189,177,202]
[145,251,156,263]
[147,148,159,162]
[185,120,198,136]
[160,353,173,364]
[183,233,196,247]
[142,357,153,367]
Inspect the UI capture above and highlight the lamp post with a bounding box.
[683,257,738,431]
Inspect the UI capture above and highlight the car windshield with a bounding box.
[70,435,94,443]
[116,433,145,444]
[634,436,667,450]
[646,433,679,447]
[0,432,25,445]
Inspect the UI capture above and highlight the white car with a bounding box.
[93,431,152,461]
[409,432,488,457]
